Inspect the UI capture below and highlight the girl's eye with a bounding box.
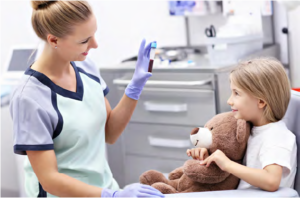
[235,91,239,95]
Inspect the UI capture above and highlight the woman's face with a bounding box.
[57,14,98,62]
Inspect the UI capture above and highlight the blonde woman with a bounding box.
[9,1,163,197]
[188,58,297,192]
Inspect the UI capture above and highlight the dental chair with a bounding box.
[166,90,300,197]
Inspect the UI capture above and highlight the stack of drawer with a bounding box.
[105,72,217,187]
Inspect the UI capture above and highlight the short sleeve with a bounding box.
[99,75,109,96]
[260,144,294,177]
[74,57,109,96]
[10,94,54,155]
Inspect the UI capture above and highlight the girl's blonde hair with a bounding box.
[30,1,93,40]
[230,57,291,122]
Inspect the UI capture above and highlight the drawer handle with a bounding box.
[144,101,187,112]
[148,136,191,148]
[113,79,211,87]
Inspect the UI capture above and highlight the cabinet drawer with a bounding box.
[124,123,193,160]
[114,73,215,90]
[125,88,216,126]
[113,73,216,126]
[124,155,186,185]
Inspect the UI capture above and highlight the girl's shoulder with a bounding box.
[261,121,296,150]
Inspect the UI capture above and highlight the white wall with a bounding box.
[0,0,277,71]
[287,5,300,88]
[0,0,187,73]
[88,0,187,67]
[0,0,40,75]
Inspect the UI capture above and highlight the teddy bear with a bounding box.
[139,112,251,194]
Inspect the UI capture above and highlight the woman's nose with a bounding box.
[90,37,98,49]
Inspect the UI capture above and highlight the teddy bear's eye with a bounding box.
[210,127,214,130]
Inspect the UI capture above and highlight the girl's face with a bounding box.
[227,80,267,126]
[55,14,98,62]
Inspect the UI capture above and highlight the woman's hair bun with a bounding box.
[31,1,56,11]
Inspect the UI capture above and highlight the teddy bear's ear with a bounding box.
[236,119,247,143]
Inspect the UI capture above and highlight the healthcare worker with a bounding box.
[9,1,164,197]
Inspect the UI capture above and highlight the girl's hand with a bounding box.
[200,149,232,171]
[186,148,209,161]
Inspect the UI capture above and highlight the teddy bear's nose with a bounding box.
[191,127,199,135]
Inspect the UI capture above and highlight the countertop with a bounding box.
[100,44,279,73]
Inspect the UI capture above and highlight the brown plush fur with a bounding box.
[140,112,250,194]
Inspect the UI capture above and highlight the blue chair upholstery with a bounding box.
[166,90,300,197]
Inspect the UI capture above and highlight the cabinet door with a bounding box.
[125,155,186,185]
[1,105,23,196]
[124,123,193,160]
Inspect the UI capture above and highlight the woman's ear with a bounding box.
[47,34,58,48]
[236,119,247,143]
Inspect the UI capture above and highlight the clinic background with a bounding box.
[1,0,292,73]
[3,1,300,85]
[1,0,300,197]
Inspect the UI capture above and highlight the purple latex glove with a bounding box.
[125,39,156,100]
[101,183,165,198]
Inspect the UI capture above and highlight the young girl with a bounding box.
[187,58,297,192]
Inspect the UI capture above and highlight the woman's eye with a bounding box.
[210,127,214,130]
[81,39,89,44]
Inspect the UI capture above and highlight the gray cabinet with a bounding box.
[103,69,226,188]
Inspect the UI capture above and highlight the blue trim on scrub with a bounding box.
[103,87,109,97]
[77,67,100,84]
[51,91,63,139]
[76,67,110,96]
[25,62,84,101]
[14,144,54,155]
[38,182,47,197]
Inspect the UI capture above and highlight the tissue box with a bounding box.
[206,34,263,66]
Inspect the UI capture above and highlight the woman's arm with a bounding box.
[27,150,102,197]
[104,39,155,144]
[104,95,137,144]
[27,150,164,197]
[200,149,282,192]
